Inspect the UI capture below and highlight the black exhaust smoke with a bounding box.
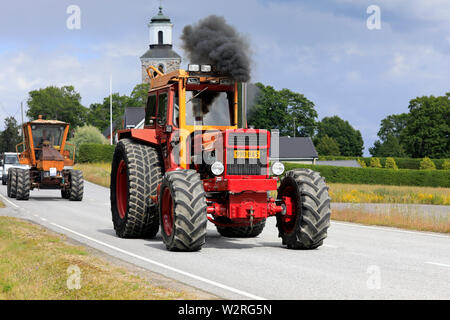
[181,15,251,82]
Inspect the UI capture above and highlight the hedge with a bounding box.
[284,163,450,188]
[78,143,116,163]
[318,156,448,170]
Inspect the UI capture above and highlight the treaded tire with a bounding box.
[69,170,84,201]
[7,168,17,198]
[159,170,207,251]
[111,139,163,238]
[16,169,30,200]
[276,169,331,249]
[216,218,266,238]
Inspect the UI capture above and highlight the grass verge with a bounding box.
[0,216,207,300]
[329,183,450,205]
[0,200,5,208]
[74,162,111,188]
[332,208,449,233]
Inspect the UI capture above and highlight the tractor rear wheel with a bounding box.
[16,169,31,200]
[159,170,207,251]
[7,168,17,198]
[276,169,331,249]
[111,139,163,238]
[216,218,266,238]
[69,170,84,201]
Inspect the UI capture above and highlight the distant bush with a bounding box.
[370,157,382,168]
[79,144,115,163]
[443,160,450,170]
[69,125,108,161]
[283,163,450,188]
[419,157,436,170]
[385,157,398,170]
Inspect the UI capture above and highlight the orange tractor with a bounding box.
[110,65,331,251]
[7,116,83,201]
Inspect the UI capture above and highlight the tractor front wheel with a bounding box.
[276,169,331,249]
[159,170,207,251]
[16,169,31,200]
[69,170,84,201]
[7,168,18,198]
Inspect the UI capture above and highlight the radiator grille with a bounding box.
[226,131,268,176]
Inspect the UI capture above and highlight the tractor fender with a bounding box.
[117,129,158,145]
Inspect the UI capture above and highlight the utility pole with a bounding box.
[21,101,25,144]
[110,74,113,145]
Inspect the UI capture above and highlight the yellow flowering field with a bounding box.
[329,183,450,205]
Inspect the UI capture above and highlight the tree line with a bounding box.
[247,83,364,157]
[369,93,449,159]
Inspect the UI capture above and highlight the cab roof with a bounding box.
[28,117,68,126]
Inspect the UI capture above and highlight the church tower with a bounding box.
[140,6,181,83]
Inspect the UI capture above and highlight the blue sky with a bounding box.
[0,0,449,155]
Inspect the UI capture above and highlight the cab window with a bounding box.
[145,95,157,125]
[158,93,168,125]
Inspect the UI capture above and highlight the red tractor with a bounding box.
[110,65,331,251]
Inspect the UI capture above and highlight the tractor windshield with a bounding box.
[31,125,65,149]
[185,90,235,127]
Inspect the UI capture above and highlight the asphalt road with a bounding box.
[1,181,449,300]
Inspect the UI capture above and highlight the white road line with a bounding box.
[331,221,450,239]
[425,262,450,268]
[0,193,19,208]
[40,217,47,222]
[323,244,338,248]
[50,222,266,300]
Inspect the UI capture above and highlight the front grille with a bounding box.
[226,162,265,175]
[226,131,268,176]
[228,133,267,147]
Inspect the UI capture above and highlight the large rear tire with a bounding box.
[111,139,163,238]
[16,169,30,200]
[159,170,207,251]
[277,169,331,249]
[69,170,84,201]
[7,168,17,198]
[216,218,266,238]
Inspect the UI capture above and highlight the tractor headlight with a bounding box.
[271,161,285,176]
[188,64,200,72]
[201,64,212,72]
[211,161,224,176]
